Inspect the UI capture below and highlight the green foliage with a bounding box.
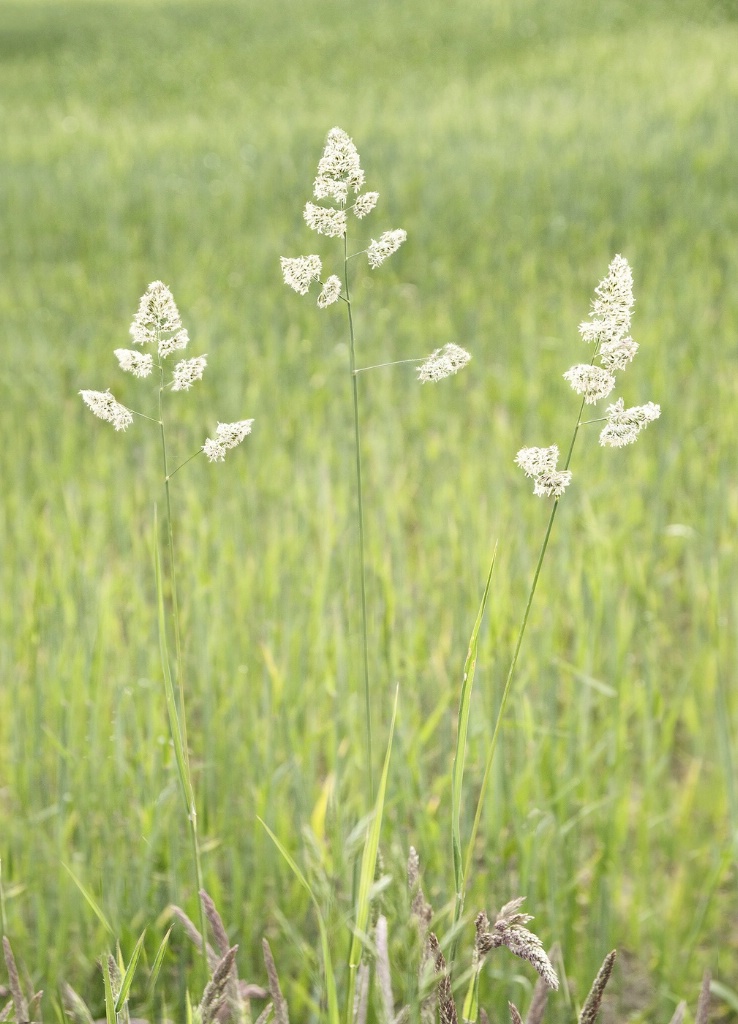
[0,0,737,1021]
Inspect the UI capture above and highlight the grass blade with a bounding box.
[102,957,117,1024]
[62,863,113,936]
[346,686,399,1024]
[259,819,340,1024]
[115,930,146,1012]
[149,927,173,994]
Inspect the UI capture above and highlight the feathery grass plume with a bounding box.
[315,127,365,196]
[199,946,239,1024]
[280,255,323,295]
[427,933,458,1024]
[262,939,289,1024]
[695,970,711,1024]
[2,937,28,1024]
[199,890,247,1024]
[353,192,379,219]
[417,343,472,382]
[599,398,661,447]
[317,275,342,308]
[375,916,395,1024]
[114,348,154,378]
[202,419,254,462]
[130,280,182,343]
[200,890,230,956]
[367,229,407,268]
[579,254,633,345]
[158,328,190,359]
[508,1003,524,1024]
[475,903,559,991]
[171,355,208,391]
[578,950,616,1024]
[79,388,133,431]
[563,364,616,403]
[304,202,348,237]
[515,445,572,498]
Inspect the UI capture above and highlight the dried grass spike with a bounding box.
[170,904,219,971]
[695,971,711,1024]
[376,916,395,1024]
[578,950,616,1024]
[668,1001,686,1024]
[509,1002,524,1024]
[526,945,559,1024]
[427,933,458,1024]
[478,1011,490,1024]
[408,848,433,929]
[2,937,28,1024]
[353,961,370,1024]
[200,890,231,957]
[200,945,238,1024]
[262,939,289,1024]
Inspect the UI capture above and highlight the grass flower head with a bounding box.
[599,398,661,447]
[79,389,133,431]
[202,419,254,462]
[281,255,322,295]
[563,363,616,403]
[317,275,342,308]
[130,280,182,346]
[314,126,365,197]
[417,343,472,382]
[515,445,572,497]
[367,229,407,268]
[171,355,208,392]
[114,348,153,378]
[303,202,347,238]
[353,192,379,219]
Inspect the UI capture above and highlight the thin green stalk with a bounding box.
[344,230,373,803]
[156,362,208,973]
[460,397,587,914]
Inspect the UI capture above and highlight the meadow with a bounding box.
[1,0,737,1019]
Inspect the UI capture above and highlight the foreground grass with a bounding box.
[0,0,737,1018]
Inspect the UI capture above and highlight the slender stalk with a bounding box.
[355,357,422,374]
[458,396,588,920]
[344,230,374,802]
[156,360,207,971]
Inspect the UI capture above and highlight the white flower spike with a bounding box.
[367,229,407,269]
[515,445,572,498]
[202,419,254,462]
[130,281,182,346]
[114,349,153,378]
[317,276,342,308]
[281,255,322,295]
[417,343,471,382]
[79,389,133,431]
[563,364,616,404]
[171,356,208,392]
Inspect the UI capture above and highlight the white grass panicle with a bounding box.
[517,255,660,498]
[280,128,471,801]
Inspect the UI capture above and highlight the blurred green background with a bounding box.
[1,0,737,1019]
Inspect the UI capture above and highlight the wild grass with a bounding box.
[0,0,737,1020]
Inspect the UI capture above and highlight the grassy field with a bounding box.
[1,0,738,1019]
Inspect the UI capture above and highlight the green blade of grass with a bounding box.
[102,957,117,1024]
[115,930,146,1012]
[154,507,195,818]
[451,550,496,939]
[259,818,340,1024]
[149,927,173,994]
[62,863,113,936]
[345,685,399,1024]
